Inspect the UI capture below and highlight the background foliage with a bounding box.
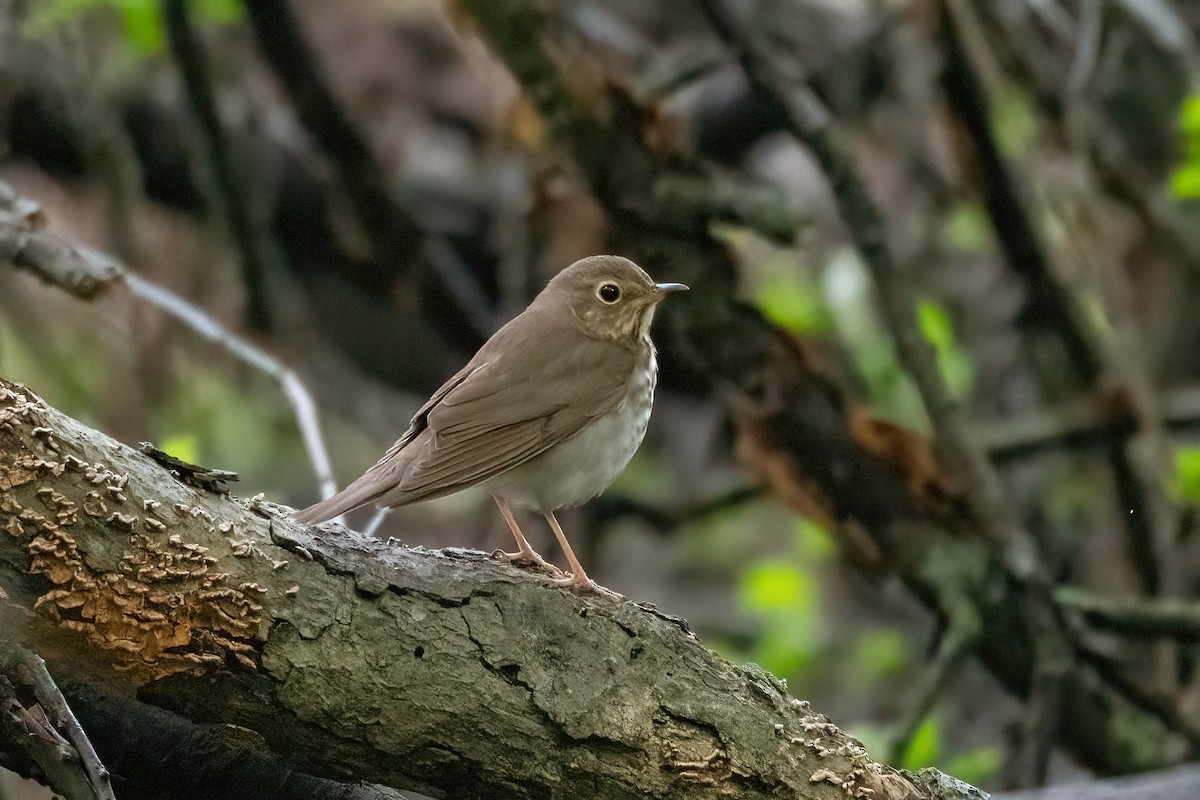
[4,0,1200,794]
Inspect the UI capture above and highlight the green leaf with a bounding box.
[119,0,164,55]
[740,560,813,613]
[903,716,941,770]
[1172,93,1200,201]
[157,433,200,466]
[917,299,973,398]
[991,84,1036,156]
[756,276,832,333]
[25,0,241,56]
[1171,446,1200,503]
[1170,163,1200,199]
[917,300,953,348]
[1180,94,1200,137]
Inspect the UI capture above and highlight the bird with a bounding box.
[294,255,688,592]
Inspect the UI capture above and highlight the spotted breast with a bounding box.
[482,339,658,513]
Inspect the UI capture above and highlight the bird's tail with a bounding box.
[293,469,389,524]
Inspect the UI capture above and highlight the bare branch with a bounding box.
[0,181,336,500]
[241,0,494,348]
[0,645,115,800]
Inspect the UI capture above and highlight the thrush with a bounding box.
[295,255,688,592]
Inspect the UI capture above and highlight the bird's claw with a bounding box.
[548,573,623,599]
[492,548,563,576]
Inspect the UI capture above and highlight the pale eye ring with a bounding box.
[598,283,620,304]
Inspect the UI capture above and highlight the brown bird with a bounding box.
[295,255,688,592]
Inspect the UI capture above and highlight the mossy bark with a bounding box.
[0,379,982,799]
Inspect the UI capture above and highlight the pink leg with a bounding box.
[543,511,617,596]
[493,496,560,574]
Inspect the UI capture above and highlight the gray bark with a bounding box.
[0,378,982,798]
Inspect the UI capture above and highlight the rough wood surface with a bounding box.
[0,379,983,799]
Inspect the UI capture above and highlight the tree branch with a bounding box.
[0,379,976,799]
[1057,587,1200,644]
[241,0,493,351]
[696,0,1037,576]
[0,180,337,501]
[241,0,421,282]
[0,644,115,800]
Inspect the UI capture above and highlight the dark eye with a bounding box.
[598,283,620,304]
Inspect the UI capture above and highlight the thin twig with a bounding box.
[652,172,809,244]
[1071,641,1200,752]
[15,650,115,799]
[0,181,336,500]
[978,382,1200,463]
[162,0,274,330]
[0,643,114,800]
[120,272,336,500]
[589,485,764,534]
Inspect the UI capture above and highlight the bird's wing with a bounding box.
[292,360,483,523]
[387,315,638,503]
[295,306,637,522]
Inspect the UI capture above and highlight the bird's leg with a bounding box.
[543,512,621,598]
[493,496,560,574]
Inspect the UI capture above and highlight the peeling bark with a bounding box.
[0,380,981,799]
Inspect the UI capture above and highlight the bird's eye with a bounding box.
[598,283,620,304]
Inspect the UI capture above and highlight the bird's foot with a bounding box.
[548,572,624,600]
[492,548,563,576]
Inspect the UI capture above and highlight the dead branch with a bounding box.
[0,180,336,500]
[0,378,976,799]
[0,646,113,800]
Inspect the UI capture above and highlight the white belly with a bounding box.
[484,345,657,512]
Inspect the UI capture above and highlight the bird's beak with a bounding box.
[652,282,689,300]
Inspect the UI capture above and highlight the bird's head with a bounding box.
[543,255,688,341]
